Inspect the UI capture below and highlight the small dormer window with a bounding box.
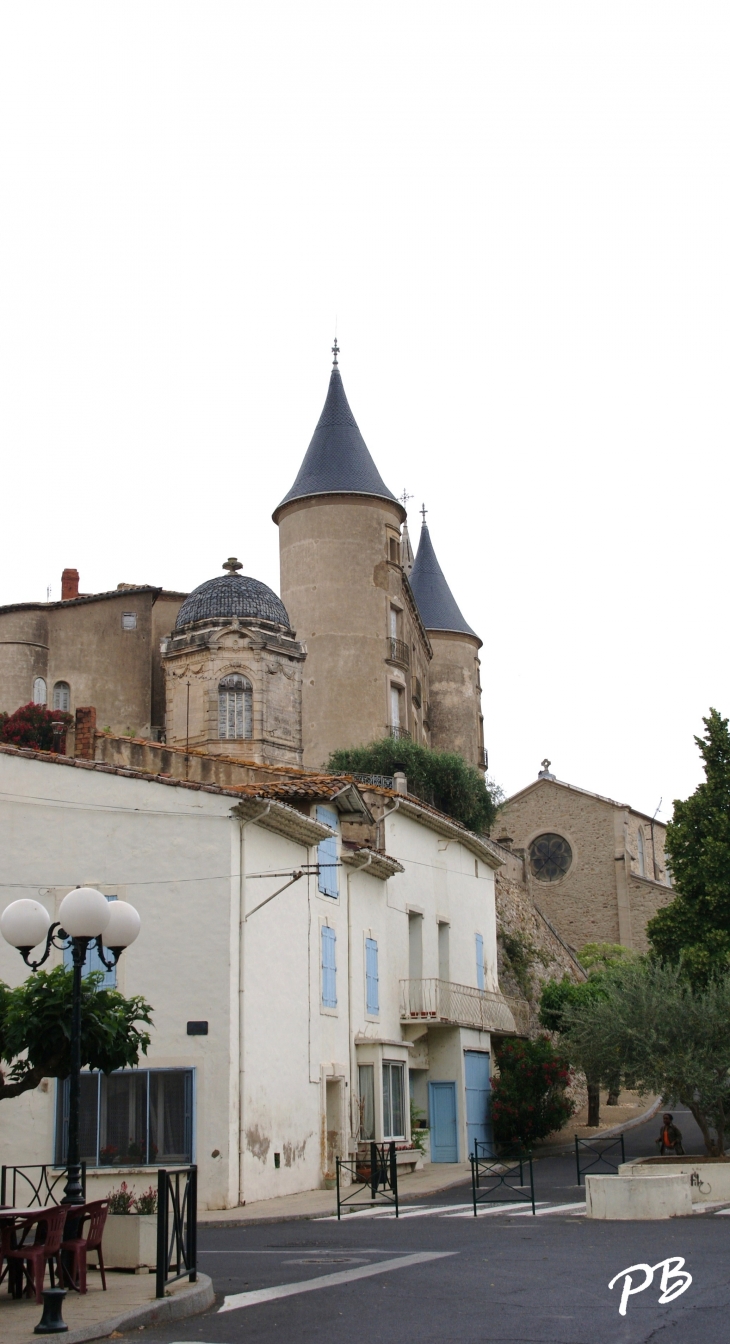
[218,674,252,739]
[122,612,137,631]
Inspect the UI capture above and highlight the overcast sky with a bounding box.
[1,3,727,817]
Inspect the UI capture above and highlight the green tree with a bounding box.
[491,1036,575,1148]
[539,974,614,1125]
[0,966,153,1101]
[648,709,730,985]
[558,958,730,1156]
[327,736,502,835]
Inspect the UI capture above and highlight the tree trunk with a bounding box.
[587,1081,600,1128]
[607,1091,620,1106]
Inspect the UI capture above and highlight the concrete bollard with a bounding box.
[585,1173,693,1220]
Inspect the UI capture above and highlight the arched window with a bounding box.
[637,827,645,877]
[32,677,47,705]
[53,681,70,712]
[218,674,252,740]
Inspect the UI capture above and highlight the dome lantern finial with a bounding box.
[223,557,243,574]
[331,336,340,367]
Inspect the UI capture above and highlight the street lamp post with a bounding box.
[1,888,141,1205]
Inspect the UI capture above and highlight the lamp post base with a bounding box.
[34,1288,68,1334]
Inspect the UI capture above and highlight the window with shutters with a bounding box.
[365,937,379,1015]
[53,681,70,712]
[316,805,339,898]
[218,674,252,739]
[64,896,118,988]
[475,933,485,991]
[32,677,47,705]
[321,925,337,1009]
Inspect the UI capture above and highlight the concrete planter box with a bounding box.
[586,1173,693,1220]
[103,1213,158,1269]
[618,1158,730,1204]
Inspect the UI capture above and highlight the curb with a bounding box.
[531,1096,664,1159]
[200,1172,475,1228]
[62,1273,215,1343]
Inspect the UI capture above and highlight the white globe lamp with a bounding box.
[0,899,51,951]
[58,887,112,939]
[103,901,141,953]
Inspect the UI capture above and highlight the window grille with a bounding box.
[53,681,70,712]
[32,677,47,705]
[55,1069,193,1167]
[217,674,252,739]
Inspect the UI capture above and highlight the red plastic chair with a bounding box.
[61,1200,109,1293]
[6,1205,67,1303]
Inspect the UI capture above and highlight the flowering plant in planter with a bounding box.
[107,1181,137,1214]
[135,1186,158,1215]
[99,1145,118,1165]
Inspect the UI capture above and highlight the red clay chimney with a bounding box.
[74,706,96,759]
[61,569,80,601]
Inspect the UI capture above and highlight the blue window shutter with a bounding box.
[475,933,485,991]
[321,926,337,1008]
[316,806,339,898]
[365,938,379,1014]
[63,897,117,988]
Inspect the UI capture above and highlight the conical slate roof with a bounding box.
[273,366,401,519]
[409,523,477,638]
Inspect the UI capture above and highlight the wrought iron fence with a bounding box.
[471,1145,535,1215]
[0,1164,86,1208]
[350,773,395,790]
[387,638,410,666]
[575,1135,625,1185]
[335,1141,399,1218]
[155,1165,197,1298]
[400,978,529,1035]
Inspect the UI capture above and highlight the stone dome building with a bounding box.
[161,558,305,766]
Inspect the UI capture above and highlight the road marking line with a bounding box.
[507,1202,586,1217]
[446,1202,549,1218]
[320,1204,420,1221]
[217,1251,456,1312]
[371,1203,474,1219]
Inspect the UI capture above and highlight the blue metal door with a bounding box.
[429,1082,458,1162]
[464,1050,493,1157]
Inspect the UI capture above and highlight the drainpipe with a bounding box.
[376,798,401,852]
[237,803,271,1207]
[346,852,374,1148]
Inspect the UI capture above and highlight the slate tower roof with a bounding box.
[409,522,478,639]
[273,365,402,520]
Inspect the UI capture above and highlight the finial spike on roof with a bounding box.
[222,557,243,574]
[331,337,340,367]
[420,503,428,524]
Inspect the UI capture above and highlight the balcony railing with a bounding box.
[387,725,411,741]
[400,978,529,1036]
[387,637,410,667]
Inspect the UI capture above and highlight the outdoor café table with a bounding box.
[0,1209,60,1298]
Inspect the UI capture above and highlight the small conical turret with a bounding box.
[409,515,476,637]
[400,518,414,575]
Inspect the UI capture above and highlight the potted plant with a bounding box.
[102,1182,159,1270]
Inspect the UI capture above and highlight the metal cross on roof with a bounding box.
[223,557,243,574]
[331,337,340,367]
[400,488,413,509]
[420,503,428,524]
[541,758,551,771]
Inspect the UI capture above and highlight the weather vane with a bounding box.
[420,503,428,524]
[400,489,413,509]
[331,337,340,367]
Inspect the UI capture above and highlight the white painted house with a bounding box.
[0,744,523,1209]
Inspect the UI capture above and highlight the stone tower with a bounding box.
[409,520,485,771]
[274,358,435,769]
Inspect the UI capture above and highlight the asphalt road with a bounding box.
[137,1108,729,1344]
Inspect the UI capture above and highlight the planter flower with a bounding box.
[103,1182,158,1270]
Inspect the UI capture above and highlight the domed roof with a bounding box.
[175,560,291,630]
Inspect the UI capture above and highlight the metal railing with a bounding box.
[0,1164,86,1208]
[575,1135,625,1185]
[387,638,410,666]
[400,978,529,1035]
[471,1144,535,1215]
[155,1165,197,1298]
[387,725,411,741]
[336,1141,399,1218]
[350,773,396,790]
